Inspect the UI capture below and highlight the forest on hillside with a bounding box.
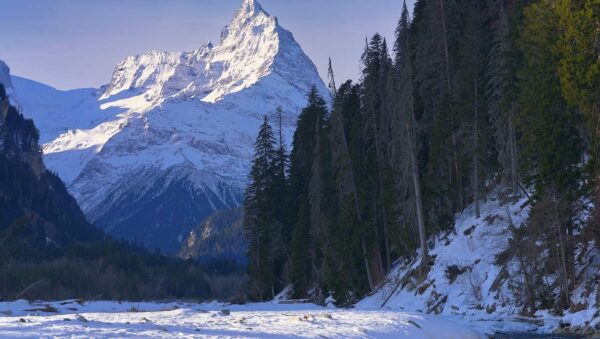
[243,0,600,316]
[0,84,224,301]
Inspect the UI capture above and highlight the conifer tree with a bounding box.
[486,0,520,194]
[288,87,329,297]
[243,115,278,300]
[555,0,600,237]
[325,80,369,303]
[516,0,584,309]
[555,0,600,153]
[359,33,392,286]
[244,0,599,314]
[393,1,429,267]
[270,106,290,292]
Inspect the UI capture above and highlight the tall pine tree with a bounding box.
[243,115,278,300]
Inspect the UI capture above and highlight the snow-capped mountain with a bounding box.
[12,0,330,253]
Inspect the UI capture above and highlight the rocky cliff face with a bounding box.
[0,64,101,249]
[178,207,246,264]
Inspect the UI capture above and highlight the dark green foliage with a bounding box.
[1,238,210,301]
[244,116,276,300]
[0,156,100,247]
[288,87,331,298]
[555,0,600,156]
[510,0,585,311]
[322,81,370,304]
[241,0,596,314]
[516,0,582,195]
[243,113,290,300]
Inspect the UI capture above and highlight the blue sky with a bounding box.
[0,0,413,90]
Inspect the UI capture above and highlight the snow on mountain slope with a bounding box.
[12,0,330,253]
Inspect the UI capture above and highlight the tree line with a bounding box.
[244,0,599,312]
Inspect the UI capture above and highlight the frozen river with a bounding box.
[0,299,485,338]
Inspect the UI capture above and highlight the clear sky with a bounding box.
[0,0,413,90]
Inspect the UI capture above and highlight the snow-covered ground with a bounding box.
[358,187,600,336]
[3,189,597,337]
[0,299,485,338]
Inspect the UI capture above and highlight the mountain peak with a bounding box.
[240,0,265,17]
[99,0,297,103]
[229,0,275,30]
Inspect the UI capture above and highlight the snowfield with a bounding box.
[0,300,485,338]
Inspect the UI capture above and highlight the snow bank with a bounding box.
[0,299,484,338]
[356,187,600,336]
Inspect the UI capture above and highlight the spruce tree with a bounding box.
[555,0,600,153]
[243,115,278,300]
[555,0,600,238]
[325,80,370,303]
[288,87,330,298]
[393,1,428,267]
[516,0,584,309]
[270,106,290,293]
[486,0,520,194]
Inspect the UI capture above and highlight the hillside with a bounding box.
[0,81,101,253]
[357,188,600,336]
[179,207,246,265]
[0,64,211,301]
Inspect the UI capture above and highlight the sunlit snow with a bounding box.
[10,0,330,216]
[0,300,484,338]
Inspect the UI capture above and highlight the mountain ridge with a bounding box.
[13,0,330,253]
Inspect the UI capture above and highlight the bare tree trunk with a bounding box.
[439,0,452,97]
[256,224,261,300]
[309,113,322,284]
[552,189,571,308]
[382,210,391,272]
[440,0,459,216]
[452,134,463,213]
[594,19,600,63]
[407,123,428,268]
[373,101,392,273]
[362,238,375,290]
[509,110,519,195]
[372,195,386,283]
[402,29,429,268]
[330,99,373,289]
[474,77,481,218]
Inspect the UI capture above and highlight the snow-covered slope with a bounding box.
[13,0,330,253]
[357,188,600,336]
